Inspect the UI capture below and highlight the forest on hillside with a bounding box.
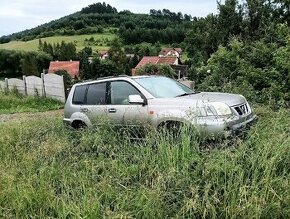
[0,0,289,107]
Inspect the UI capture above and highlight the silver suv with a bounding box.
[64,75,257,136]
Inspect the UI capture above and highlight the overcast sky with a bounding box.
[0,0,222,37]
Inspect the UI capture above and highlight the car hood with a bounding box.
[148,92,246,108]
[179,92,246,106]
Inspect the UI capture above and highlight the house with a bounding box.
[99,51,136,60]
[159,48,182,58]
[48,60,80,78]
[99,50,109,59]
[135,56,179,69]
[170,65,189,79]
[132,56,184,77]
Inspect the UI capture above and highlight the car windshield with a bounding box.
[133,76,194,98]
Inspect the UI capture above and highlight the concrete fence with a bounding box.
[0,73,66,103]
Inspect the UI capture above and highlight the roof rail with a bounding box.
[96,75,130,80]
[96,76,115,80]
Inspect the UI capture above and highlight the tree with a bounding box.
[136,63,175,78]
[217,0,243,43]
[0,50,22,78]
[77,47,92,79]
[21,53,39,76]
[54,69,73,96]
[80,58,119,80]
[108,38,126,74]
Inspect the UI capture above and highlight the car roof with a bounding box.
[74,75,164,86]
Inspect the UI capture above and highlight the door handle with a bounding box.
[81,108,88,113]
[108,108,117,113]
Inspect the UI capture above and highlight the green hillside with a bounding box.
[0,33,116,52]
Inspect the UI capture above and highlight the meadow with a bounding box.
[0,92,290,218]
[0,33,117,52]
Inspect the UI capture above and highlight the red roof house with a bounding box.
[135,56,160,68]
[48,61,80,78]
[157,57,179,65]
[159,48,182,58]
[132,56,179,76]
[135,56,178,68]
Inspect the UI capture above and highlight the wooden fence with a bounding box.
[0,73,66,103]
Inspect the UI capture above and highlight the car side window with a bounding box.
[86,82,107,105]
[72,85,87,105]
[110,81,141,105]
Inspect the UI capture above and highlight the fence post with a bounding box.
[23,75,27,96]
[41,73,46,97]
[61,75,66,100]
[4,78,8,91]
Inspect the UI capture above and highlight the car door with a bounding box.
[81,82,108,125]
[107,80,149,127]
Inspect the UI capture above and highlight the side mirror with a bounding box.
[128,95,144,104]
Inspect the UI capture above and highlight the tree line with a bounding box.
[0,38,139,81]
[0,3,191,44]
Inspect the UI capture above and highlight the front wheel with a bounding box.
[157,121,183,138]
[72,120,87,130]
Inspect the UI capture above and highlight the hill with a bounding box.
[0,2,192,46]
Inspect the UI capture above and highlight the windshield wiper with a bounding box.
[175,92,195,97]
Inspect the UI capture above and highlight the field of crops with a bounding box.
[0,92,290,218]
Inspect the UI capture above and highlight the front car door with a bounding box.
[107,80,149,127]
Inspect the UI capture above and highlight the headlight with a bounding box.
[195,102,232,117]
[210,102,232,116]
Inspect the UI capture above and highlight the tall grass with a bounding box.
[0,91,63,114]
[0,106,289,218]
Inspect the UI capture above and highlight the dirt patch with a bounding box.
[0,109,64,123]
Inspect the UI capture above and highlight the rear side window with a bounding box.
[72,85,87,105]
[86,83,107,105]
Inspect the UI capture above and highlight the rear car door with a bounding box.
[81,82,108,125]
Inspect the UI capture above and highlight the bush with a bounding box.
[136,63,175,78]
[194,37,290,108]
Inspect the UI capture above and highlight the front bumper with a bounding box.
[228,113,258,135]
[195,112,257,137]
[63,118,72,126]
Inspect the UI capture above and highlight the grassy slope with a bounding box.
[0,92,63,114]
[0,33,117,52]
[0,104,289,218]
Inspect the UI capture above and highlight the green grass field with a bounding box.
[0,33,117,52]
[0,92,290,218]
[0,91,63,114]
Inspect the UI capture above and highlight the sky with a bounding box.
[0,0,222,37]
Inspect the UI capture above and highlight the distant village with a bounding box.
[48,47,188,79]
